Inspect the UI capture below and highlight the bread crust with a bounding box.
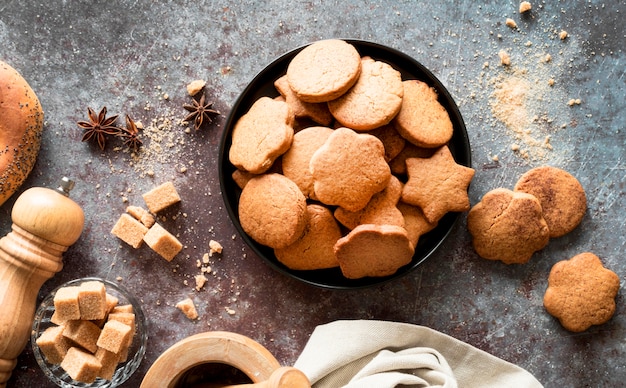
[0,60,44,205]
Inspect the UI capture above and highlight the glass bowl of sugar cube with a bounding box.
[31,277,148,387]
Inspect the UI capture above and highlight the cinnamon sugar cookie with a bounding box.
[397,202,438,248]
[286,39,362,103]
[334,175,404,230]
[229,97,294,174]
[467,188,550,264]
[274,204,341,270]
[274,75,333,126]
[238,173,307,249]
[544,252,620,332]
[368,124,406,162]
[334,224,414,279]
[281,126,334,200]
[393,80,453,148]
[310,127,391,212]
[401,145,475,223]
[328,56,404,131]
[514,166,587,238]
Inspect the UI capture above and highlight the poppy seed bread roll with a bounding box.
[0,60,44,206]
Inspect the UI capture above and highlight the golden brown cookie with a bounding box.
[514,166,587,238]
[229,97,294,174]
[544,252,620,332]
[393,80,453,148]
[274,75,334,126]
[286,39,362,103]
[401,145,475,223]
[238,173,307,249]
[274,204,341,270]
[328,56,404,131]
[334,224,414,279]
[368,124,406,162]
[310,127,391,212]
[334,175,404,230]
[388,143,436,176]
[397,202,438,248]
[281,126,334,200]
[467,188,550,264]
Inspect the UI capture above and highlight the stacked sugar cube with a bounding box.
[35,281,136,384]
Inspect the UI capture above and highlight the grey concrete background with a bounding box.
[1,0,624,386]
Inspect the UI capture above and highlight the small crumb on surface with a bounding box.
[506,18,517,28]
[499,50,511,66]
[186,80,206,96]
[176,298,198,320]
[519,1,531,13]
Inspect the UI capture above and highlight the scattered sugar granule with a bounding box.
[195,274,208,291]
[559,30,568,40]
[519,1,531,13]
[176,298,198,320]
[186,80,206,96]
[567,98,582,106]
[209,240,223,256]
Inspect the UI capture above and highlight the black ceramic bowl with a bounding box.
[219,39,471,289]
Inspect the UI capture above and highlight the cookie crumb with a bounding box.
[186,80,206,96]
[559,30,568,40]
[519,1,531,13]
[505,18,518,29]
[498,50,511,66]
[194,274,208,291]
[175,298,198,320]
[208,240,223,256]
[567,98,581,106]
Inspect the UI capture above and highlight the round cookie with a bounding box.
[274,204,341,270]
[543,252,620,332]
[514,166,587,238]
[286,39,362,103]
[310,127,391,212]
[229,97,294,174]
[393,79,453,148]
[281,126,334,200]
[334,224,414,279]
[328,56,404,131]
[467,188,550,264]
[238,173,307,249]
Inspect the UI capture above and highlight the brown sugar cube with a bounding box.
[63,320,102,353]
[142,181,181,214]
[111,304,134,314]
[36,325,72,364]
[95,347,121,381]
[111,213,149,248]
[143,223,183,261]
[92,293,120,328]
[60,347,102,384]
[97,320,132,354]
[108,312,136,345]
[78,281,107,320]
[50,310,65,325]
[53,286,81,321]
[175,297,198,320]
[126,205,156,228]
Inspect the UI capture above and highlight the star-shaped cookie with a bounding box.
[401,145,475,223]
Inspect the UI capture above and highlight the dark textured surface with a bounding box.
[1,1,624,387]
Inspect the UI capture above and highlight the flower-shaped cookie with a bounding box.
[543,252,620,332]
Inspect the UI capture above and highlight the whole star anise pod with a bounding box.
[183,93,220,130]
[77,107,119,150]
[118,114,143,152]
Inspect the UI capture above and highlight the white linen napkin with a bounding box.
[294,320,543,388]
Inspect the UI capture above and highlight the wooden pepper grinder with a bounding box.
[0,177,85,387]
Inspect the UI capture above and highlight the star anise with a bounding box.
[78,107,119,150]
[118,114,143,152]
[183,93,220,130]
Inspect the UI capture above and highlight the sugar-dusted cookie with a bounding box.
[397,201,438,248]
[328,56,404,131]
[467,188,550,264]
[286,39,362,103]
[229,97,294,174]
[274,204,341,270]
[334,175,404,230]
[274,75,333,126]
[401,145,475,223]
[238,173,307,249]
[368,124,406,162]
[544,252,620,332]
[388,143,436,176]
[393,80,453,148]
[334,224,414,279]
[310,127,391,212]
[514,166,587,238]
[281,126,334,200]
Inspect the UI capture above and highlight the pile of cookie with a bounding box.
[228,39,474,280]
[467,166,620,332]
